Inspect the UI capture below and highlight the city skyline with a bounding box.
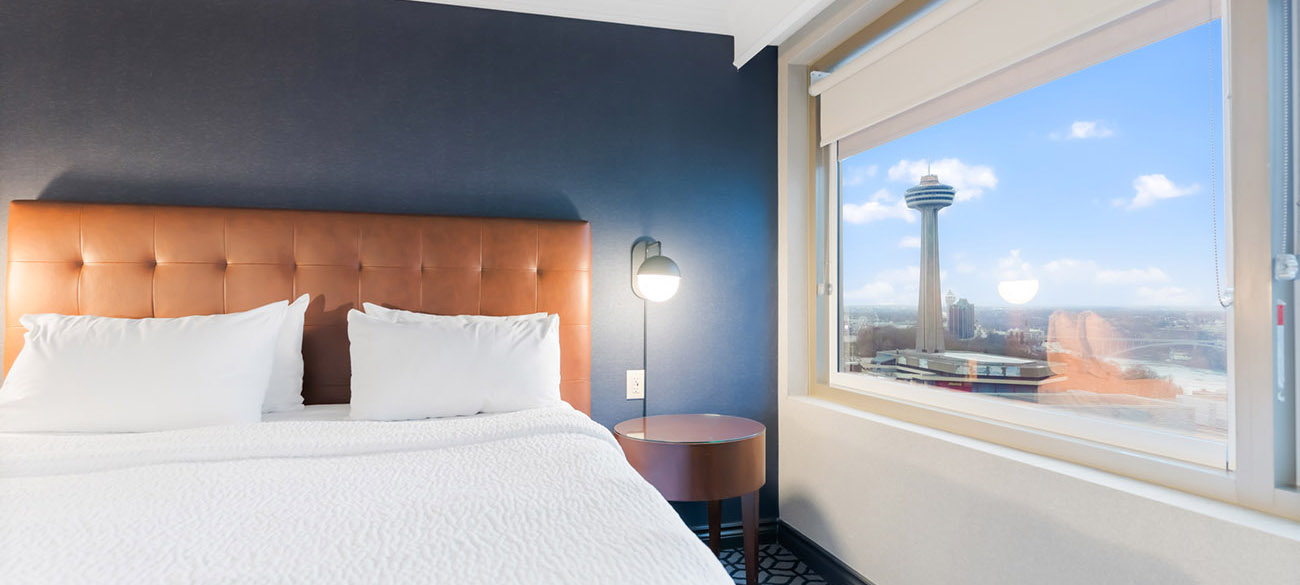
[839,20,1226,310]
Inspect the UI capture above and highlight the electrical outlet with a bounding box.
[626,369,645,400]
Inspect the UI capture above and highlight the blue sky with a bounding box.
[840,21,1225,309]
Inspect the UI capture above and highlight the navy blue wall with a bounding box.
[0,0,778,525]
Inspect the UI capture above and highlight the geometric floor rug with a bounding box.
[719,543,829,585]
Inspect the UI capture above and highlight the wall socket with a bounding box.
[626,369,645,400]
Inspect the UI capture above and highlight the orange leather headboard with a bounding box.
[3,201,592,414]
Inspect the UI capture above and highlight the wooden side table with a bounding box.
[613,414,766,585]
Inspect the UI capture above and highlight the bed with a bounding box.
[0,201,732,584]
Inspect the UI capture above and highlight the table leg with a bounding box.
[708,500,721,556]
[741,490,758,585]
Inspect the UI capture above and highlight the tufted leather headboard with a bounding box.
[3,201,592,414]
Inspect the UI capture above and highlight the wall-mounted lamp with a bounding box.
[631,238,680,420]
[631,239,681,302]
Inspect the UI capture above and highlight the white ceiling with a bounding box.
[404,0,841,68]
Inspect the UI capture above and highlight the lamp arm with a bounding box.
[630,237,660,299]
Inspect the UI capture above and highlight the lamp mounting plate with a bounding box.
[630,237,659,300]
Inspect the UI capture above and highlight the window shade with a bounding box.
[815,0,1218,157]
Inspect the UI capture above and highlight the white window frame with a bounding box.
[1286,0,1300,496]
[1289,0,1300,488]
[779,0,1300,520]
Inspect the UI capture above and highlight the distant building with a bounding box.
[947,297,975,340]
[1176,390,1229,433]
[869,349,1061,394]
[861,174,1060,393]
[905,174,954,353]
[1007,328,1045,347]
[944,289,957,312]
[842,332,860,372]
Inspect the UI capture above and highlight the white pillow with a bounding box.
[347,309,561,421]
[0,301,289,433]
[263,294,310,413]
[362,302,547,324]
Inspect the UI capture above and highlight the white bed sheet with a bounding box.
[261,403,352,422]
[0,404,732,585]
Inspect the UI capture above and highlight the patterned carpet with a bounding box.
[719,543,827,585]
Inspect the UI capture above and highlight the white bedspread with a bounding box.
[0,405,733,585]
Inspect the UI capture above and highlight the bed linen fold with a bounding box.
[0,404,605,478]
[0,405,733,585]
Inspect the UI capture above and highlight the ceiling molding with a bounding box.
[404,0,730,36]
[730,0,841,69]
[404,0,842,68]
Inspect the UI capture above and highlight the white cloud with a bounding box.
[888,158,997,202]
[1072,121,1113,139]
[841,164,878,187]
[843,266,929,304]
[879,266,922,283]
[1097,267,1170,285]
[1135,286,1203,306]
[843,281,897,303]
[1041,258,1091,275]
[897,236,921,248]
[1052,120,1114,140]
[1042,258,1171,285]
[997,249,1034,281]
[1116,174,1199,210]
[842,189,915,224]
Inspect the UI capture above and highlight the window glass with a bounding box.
[836,21,1228,453]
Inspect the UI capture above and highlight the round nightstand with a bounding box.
[613,414,765,585]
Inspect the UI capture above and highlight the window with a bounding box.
[790,0,1299,519]
[826,21,1231,468]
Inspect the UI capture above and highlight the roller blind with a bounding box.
[815,0,1219,157]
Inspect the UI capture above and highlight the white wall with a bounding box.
[779,397,1300,585]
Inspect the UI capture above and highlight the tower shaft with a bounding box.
[917,208,944,352]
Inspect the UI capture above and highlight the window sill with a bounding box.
[796,384,1300,525]
[827,370,1227,468]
